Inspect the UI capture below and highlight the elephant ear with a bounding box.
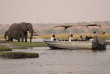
[20,22,28,32]
[26,23,33,31]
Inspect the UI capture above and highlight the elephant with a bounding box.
[4,31,24,42]
[7,22,34,42]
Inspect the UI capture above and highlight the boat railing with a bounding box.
[44,38,97,42]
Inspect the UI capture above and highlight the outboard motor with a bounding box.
[97,38,107,49]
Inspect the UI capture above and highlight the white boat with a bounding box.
[44,39,107,50]
[44,24,107,50]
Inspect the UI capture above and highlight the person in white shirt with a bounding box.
[51,34,56,41]
[89,31,98,42]
[69,34,74,41]
[93,31,98,41]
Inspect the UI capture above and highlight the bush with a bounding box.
[1,52,39,59]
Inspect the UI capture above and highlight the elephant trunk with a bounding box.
[29,29,33,42]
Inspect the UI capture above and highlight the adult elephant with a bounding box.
[4,31,24,42]
[8,22,34,42]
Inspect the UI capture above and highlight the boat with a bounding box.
[44,24,107,50]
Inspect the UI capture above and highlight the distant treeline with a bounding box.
[0,21,110,35]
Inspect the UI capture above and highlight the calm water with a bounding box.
[0,46,110,74]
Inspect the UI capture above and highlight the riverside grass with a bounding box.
[108,42,110,45]
[0,52,39,59]
[0,33,109,49]
[11,42,47,49]
[0,45,12,51]
[0,42,39,59]
[0,33,110,40]
[34,33,110,40]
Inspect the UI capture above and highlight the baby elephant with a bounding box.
[4,31,24,42]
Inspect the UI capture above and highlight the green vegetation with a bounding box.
[107,42,110,45]
[0,41,40,59]
[0,51,7,55]
[35,33,110,40]
[0,36,4,39]
[98,35,110,40]
[0,40,8,43]
[0,45,12,51]
[0,52,39,59]
[0,40,12,51]
[11,42,47,49]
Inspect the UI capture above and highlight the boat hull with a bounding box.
[44,40,99,50]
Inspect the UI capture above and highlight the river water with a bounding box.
[0,46,110,74]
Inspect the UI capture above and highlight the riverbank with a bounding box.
[0,40,47,49]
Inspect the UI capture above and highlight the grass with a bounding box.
[107,42,110,45]
[1,33,110,40]
[34,33,110,40]
[0,36,4,39]
[0,52,39,59]
[0,51,7,55]
[11,42,47,49]
[0,40,12,51]
[0,33,109,49]
[0,41,39,59]
[0,40,8,43]
[0,45,12,51]
[0,39,40,59]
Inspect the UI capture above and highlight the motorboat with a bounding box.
[44,24,107,50]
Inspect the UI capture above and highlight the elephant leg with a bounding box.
[18,40,20,42]
[18,38,20,42]
[17,35,20,42]
[21,33,24,42]
[25,32,27,42]
[21,36,24,42]
[8,35,11,41]
[11,36,13,42]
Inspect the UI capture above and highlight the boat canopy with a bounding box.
[53,25,74,29]
[53,24,101,30]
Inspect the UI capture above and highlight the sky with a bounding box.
[0,0,110,24]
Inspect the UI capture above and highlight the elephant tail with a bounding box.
[4,31,9,41]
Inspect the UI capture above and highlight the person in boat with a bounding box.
[85,36,93,41]
[89,31,98,42]
[102,31,105,34]
[69,34,74,41]
[79,35,83,41]
[93,31,98,41]
[50,34,56,41]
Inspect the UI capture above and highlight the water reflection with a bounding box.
[0,46,110,74]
